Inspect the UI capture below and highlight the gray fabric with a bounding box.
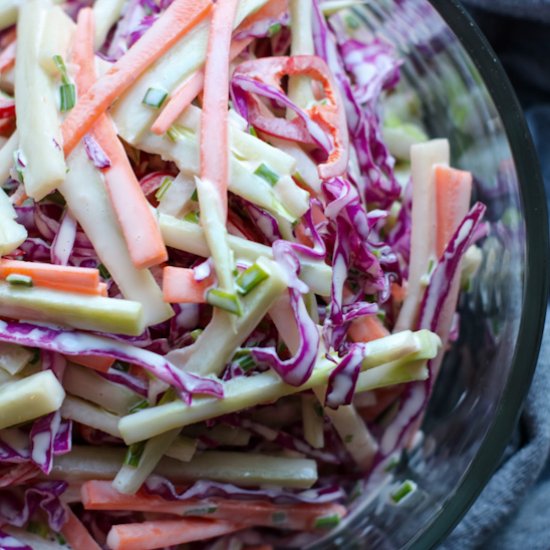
[442,4,550,548]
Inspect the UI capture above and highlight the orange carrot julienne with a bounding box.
[434,165,473,257]
[61,0,212,156]
[69,354,115,373]
[162,266,215,304]
[82,480,347,532]
[349,315,390,344]
[200,0,240,217]
[106,518,245,550]
[61,507,102,550]
[71,9,168,269]
[0,259,100,292]
[151,37,252,136]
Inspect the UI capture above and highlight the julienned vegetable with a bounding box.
[0,1,486,549]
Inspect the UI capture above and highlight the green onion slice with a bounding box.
[206,289,243,316]
[236,262,269,295]
[143,87,168,109]
[254,163,280,186]
[6,274,33,287]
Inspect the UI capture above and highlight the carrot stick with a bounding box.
[0,259,100,293]
[71,9,168,269]
[61,0,212,156]
[82,480,347,532]
[434,165,473,257]
[349,315,390,344]
[69,354,115,373]
[151,37,252,136]
[106,518,244,550]
[61,507,102,550]
[162,266,215,304]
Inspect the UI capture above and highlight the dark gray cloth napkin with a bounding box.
[443,3,550,548]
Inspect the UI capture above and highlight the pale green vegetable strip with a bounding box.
[15,0,66,200]
[2,527,65,550]
[157,172,195,217]
[0,185,27,257]
[382,122,428,162]
[288,0,315,109]
[195,176,235,296]
[159,213,332,296]
[60,147,173,327]
[355,359,429,393]
[52,446,317,489]
[165,436,198,462]
[166,257,287,375]
[301,394,324,449]
[93,0,126,49]
[38,6,74,76]
[63,363,142,416]
[137,127,297,222]
[0,282,145,336]
[113,429,182,495]
[61,395,122,438]
[0,370,65,430]
[0,342,32,375]
[0,130,18,184]
[0,0,20,31]
[111,0,267,142]
[119,330,439,443]
[182,424,251,447]
[272,174,310,220]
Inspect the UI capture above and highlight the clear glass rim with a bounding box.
[407,1,549,547]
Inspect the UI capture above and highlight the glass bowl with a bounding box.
[311,0,549,548]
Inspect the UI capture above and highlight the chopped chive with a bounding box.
[236,262,269,295]
[293,171,306,186]
[55,533,67,545]
[52,55,70,84]
[190,328,203,342]
[233,349,256,372]
[384,456,399,472]
[254,163,280,186]
[59,83,76,112]
[376,311,386,322]
[183,506,218,516]
[314,402,324,418]
[6,273,33,287]
[271,511,287,524]
[27,520,49,538]
[345,14,360,29]
[190,188,198,202]
[143,87,168,109]
[249,126,258,137]
[390,479,417,504]
[344,434,354,444]
[98,263,111,280]
[183,211,200,224]
[124,441,146,467]
[268,22,282,36]
[206,289,243,316]
[158,388,177,406]
[314,514,341,530]
[155,177,173,202]
[128,400,149,414]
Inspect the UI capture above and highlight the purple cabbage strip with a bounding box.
[0,320,223,403]
[0,530,32,550]
[312,1,400,208]
[0,481,68,532]
[326,344,367,409]
[231,74,332,153]
[0,436,29,465]
[193,258,214,282]
[144,476,346,505]
[251,289,319,387]
[272,241,309,294]
[339,38,401,105]
[29,412,61,475]
[52,419,72,456]
[379,202,486,458]
[244,202,282,244]
[50,209,77,266]
[41,349,67,381]
[83,135,112,169]
[234,11,290,41]
[98,369,149,398]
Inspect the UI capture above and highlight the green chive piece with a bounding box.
[271,511,287,524]
[268,22,282,36]
[158,387,177,406]
[233,349,256,372]
[6,273,33,287]
[183,211,200,224]
[124,441,146,468]
[55,533,67,545]
[52,55,70,84]
[27,520,49,538]
[190,328,203,342]
[314,514,341,530]
[249,126,258,137]
[190,188,198,202]
[236,262,269,295]
[390,479,417,504]
[155,177,173,202]
[128,400,149,414]
[143,87,168,109]
[183,506,218,516]
[344,434,354,444]
[60,83,76,112]
[254,163,280,186]
[98,263,111,280]
[206,289,243,316]
[384,456,399,472]
[345,14,360,29]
